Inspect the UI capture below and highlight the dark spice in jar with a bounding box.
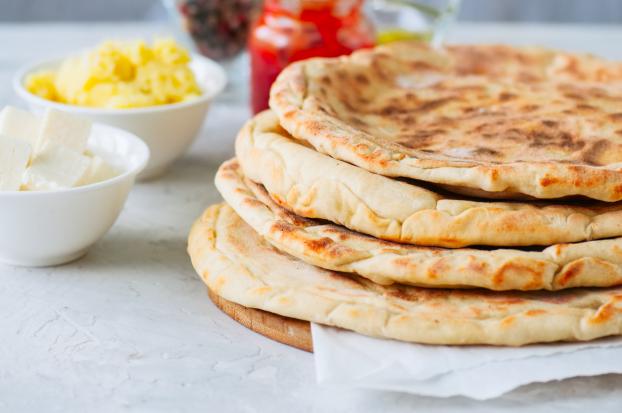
[178,0,258,60]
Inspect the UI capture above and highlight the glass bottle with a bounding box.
[248,0,375,113]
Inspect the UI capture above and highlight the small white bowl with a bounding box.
[0,124,149,267]
[13,53,226,180]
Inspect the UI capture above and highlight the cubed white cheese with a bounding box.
[24,145,90,190]
[0,134,32,191]
[36,109,91,154]
[0,106,41,147]
[77,155,118,186]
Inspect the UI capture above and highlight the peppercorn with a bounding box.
[177,0,258,60]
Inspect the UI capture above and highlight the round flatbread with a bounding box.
[216,158,622,291]
[270,42,622,201]
[236,111,622,248]
[188,202,622,345]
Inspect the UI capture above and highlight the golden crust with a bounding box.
[270,42,622,201]
[215,158,622,291]
[237,111,622,248]
[187,202,622,346]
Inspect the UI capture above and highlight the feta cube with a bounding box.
[0,135,32,191]
[37,109,91,154]
[24,145,90,190]
[0,106,41,147]
[78,155,118,186]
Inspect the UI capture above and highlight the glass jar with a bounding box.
[248,0,375,113]
[164,0,260,102]
[171,0,259,60]
[369,0,461,47]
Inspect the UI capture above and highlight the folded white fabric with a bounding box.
[312,324,622,400]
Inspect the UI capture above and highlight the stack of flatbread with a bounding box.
[189,42,622,346]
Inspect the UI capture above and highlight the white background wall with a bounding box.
[1,0,622,23]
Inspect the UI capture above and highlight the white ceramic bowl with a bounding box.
[13,54,226,179]
[0,124,149,267]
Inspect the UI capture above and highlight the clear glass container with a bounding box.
[163,0,260,102]
[369,0,461,47]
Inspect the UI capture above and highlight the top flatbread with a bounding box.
[270,42,622,201]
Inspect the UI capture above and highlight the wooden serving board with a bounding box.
[207,289,313,352]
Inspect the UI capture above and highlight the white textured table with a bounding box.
[1,22,621,412]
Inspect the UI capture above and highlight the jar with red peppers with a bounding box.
[249,0,375,113]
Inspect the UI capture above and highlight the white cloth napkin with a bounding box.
[312,324,622,400]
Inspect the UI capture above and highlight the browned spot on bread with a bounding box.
[347,308,361,318]
[489,168,500,182]
[540,176,560,187]
[397,130,448,149]
[430,237,460,248]
[473,147,501,157]
[588,87,610,99]
[525,309,546,317]
[221,161,239,172]
[304,237,334,252]
[380,105,407,116]
[348,116,367,128]
[242,198,265,208]
[576,103,597,111]
[356,96,370,105]
[401,115,416,125]
[590,296,622,324]
[561,133,586,151]
[542,120,558,127]
[303,120,324,136]
[386,286,408,301]
[581,139,612,166]
[270,192,288,208]
[410,61,437,71]
[467,257,487,273]
[521,104,540,112]
[470,123,488,134]
[211,275,226,294]
[499,92,516,101]
[354,73,370,85]
[493,262,544,289]
[563,92,586,101]
[427,258,450,280]
[517,72,540,83]
[415,98,452,112]
[501,315,515,327]
[555,260,585,287]
[371,59,388,80]
[527,130,584,151]
[493,295,529,305]
[609,113,622,121]
[271,221,297,234]
[470,307,483,317]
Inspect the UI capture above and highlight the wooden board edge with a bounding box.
[207,288,313,352]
